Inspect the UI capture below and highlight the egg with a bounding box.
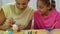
[12,24,18,31]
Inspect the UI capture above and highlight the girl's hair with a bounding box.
[28,0,30,1]
[51,0,55,9]
[40,0,56,10]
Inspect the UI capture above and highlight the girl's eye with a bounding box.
[39,6,44,9]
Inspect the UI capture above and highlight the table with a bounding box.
[52,29,60,34]
[0,29,60,34]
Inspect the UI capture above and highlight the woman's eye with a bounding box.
[17,3,26,5]
[22,3,26,5]
[17,3,20,5]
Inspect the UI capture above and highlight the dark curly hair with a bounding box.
[39,0,56,10]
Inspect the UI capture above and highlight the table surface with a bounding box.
[0,29,60,34]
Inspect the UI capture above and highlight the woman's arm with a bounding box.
[0,9,6,25]
[0,9,12,30]
[24,20,32,30]
[24,12,33,30]
[24,10,34,30]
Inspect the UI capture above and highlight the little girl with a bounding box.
[34,0,60,29]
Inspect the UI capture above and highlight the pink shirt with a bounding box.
[34,10,60,29]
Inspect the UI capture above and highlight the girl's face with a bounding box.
[37,0,50,15]
[16,0,29,11]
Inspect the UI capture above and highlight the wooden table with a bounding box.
[52,29,60,34]
[0,29,60,34]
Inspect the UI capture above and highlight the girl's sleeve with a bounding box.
[34,22,38,29]
[55,13,60,29]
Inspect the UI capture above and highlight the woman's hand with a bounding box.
[8,18,15,26]
[17,24,23,31]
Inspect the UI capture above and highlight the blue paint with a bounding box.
[8,31,12,34]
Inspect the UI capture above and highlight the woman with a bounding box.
[0,0,33,30]
[34,0,60,29]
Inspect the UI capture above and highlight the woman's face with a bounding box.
[37,0,50,15]
[16,0,29,11]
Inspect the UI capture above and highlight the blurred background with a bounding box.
[0,0,60,12]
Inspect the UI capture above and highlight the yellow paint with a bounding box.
[4,32,7,34]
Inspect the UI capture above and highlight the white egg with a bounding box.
[12,24,18,31]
